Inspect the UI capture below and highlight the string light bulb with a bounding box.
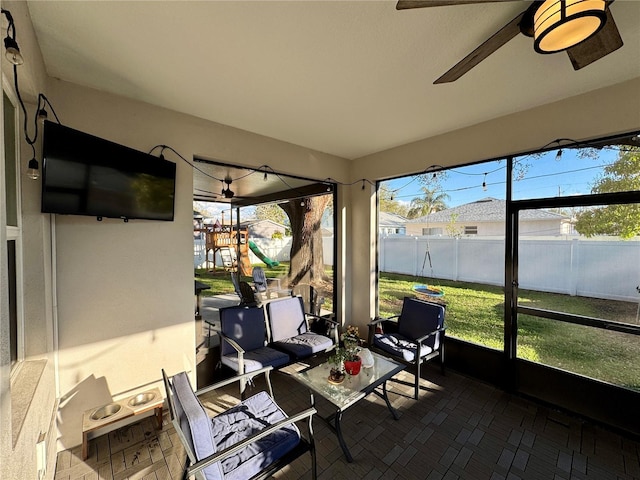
[3,34,23,65]
[27,157,39,180]
[37,108,48,124]
[263,171,268,182]
[482,173,487,192]
[361,179,365,190]
[555,149,563,161]
[2,9,24,65]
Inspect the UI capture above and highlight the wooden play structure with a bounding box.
[201,224,252,276]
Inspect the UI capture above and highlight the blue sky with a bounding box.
[380,146,621,209]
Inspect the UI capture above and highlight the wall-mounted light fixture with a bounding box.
[533,0,607,53]
[1,9,24,65]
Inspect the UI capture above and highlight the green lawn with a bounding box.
[195,267,640,391]
[379,272,640,391]
[195,264,291,296]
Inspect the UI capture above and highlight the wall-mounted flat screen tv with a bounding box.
[41,121,176,221]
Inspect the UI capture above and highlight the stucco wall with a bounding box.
[1,2,58,479]
[47,78,349,449]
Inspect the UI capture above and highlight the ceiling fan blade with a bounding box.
[396,0,515,10]
[566,8,623,70]
[434,11,525,84]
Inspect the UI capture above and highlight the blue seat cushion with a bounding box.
[273,332,333,359]
[373,333,435,363]
[213,391,301,480]
[221,346,290,373]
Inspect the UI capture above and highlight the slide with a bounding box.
[249,240,279,268]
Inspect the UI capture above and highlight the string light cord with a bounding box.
[2,8,63,180]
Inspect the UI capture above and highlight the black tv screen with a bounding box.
[41,122,176,221]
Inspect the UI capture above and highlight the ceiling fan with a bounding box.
[396,0,623,84]
[221,177,235,199]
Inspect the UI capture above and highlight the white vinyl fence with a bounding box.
[379,236,640,303]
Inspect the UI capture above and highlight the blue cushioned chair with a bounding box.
[368,297,446,399]
[219,306,289,395]
[162,367,317,480]
[265,296,337,360]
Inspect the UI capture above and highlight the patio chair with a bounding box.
[162,367,317,480]
[252,266,288,299]
[219,305,289,395]
[265,296,338,360]
[291,283,335,338]
[291,283,326,317]
[230,272,259,307]
[368,296,446,399]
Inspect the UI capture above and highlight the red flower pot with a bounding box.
[344,357,362,376]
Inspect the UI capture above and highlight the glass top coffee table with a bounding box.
[294,351,405,462]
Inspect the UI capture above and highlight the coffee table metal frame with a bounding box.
[294,351,404,462]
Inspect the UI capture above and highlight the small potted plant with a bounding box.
[341,325,362,376]
[327,348,347,384]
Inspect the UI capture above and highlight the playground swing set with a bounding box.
[412,237,445,299]
[202,222,279,276]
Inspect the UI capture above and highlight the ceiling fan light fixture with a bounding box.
[533,0,607,54]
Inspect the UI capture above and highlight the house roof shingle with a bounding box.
[379,211,408,228]
[408,198,569,223]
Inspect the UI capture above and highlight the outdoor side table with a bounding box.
[294,351,405,462]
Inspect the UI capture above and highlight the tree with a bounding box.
[255,203,288,226]
[574,149,640,239]
[407,187,450,219]
[379,185,409,217]
[445,213,462,238]
[279,194,332,285]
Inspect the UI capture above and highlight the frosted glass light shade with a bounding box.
[534,0,606,53]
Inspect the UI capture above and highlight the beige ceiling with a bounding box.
[27,1,640,161]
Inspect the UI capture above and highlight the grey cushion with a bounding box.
[273,332,333,359]
[266,297,309,342]
[171,372,223,480]
[213,391,301,480]
[221,346,289,373]
[373,333,435,363]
